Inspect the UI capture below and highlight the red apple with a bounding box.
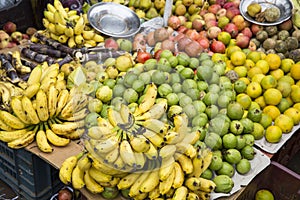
[186,29,200,41]
[210,40,226,53]
[205,19,218,29]
[216,0,227,6]
[178,16,187,25]
[208,4,222,14]
[136,51,152,63]
[197,37,210,49]
[241,27,253,38]
[207,26,222,39]
[250,24,263,35]
[3,21,17,34]
[192,18,204,31]
[223,2,235,9]
[104,38,119,50]
[204,13,217,22]
[225,6,240,20]
[216,8,227,19]
[199,9,208,17]
[235,33,250,48]
[22,34,29,40]
[154,49,163,60]
[232,15,245,31]
[0,30,10,49]
[168,15,181,30]
[224,23,239,38]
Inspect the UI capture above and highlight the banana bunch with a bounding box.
[59,82,214,199]
[0,81,24,112]
[0,61,89,152]
[42,0,104,48]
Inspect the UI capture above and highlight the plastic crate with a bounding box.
[0,141,64,200]
[0,0,36,31]
[237,161,300,200]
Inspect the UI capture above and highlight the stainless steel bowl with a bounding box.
[87,2,141,38]
[239,0,293,26]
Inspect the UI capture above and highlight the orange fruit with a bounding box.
[255,59,269,74]
[264,53,281,70]
[246,82,262,99]
[278,75,295,86]
[236,93,252,110]
[244,59,255,69]
[230,51,246,66]
[265,125,282,143]
[290,63,300,80]
[263,105,281,121]
[255,189,275,200]
[290,85,300,103]
[263,88,282,105]
[239,77,250,85]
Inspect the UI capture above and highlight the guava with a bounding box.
[227,101,244,120]
[240,118,254,134]
[222,133,237,149]
[241,145,256,160]
[236,135,247,150]
[204,132,223,150]
[209,116,230,137]
[236,158,251,174]
[209,155,223,171]
[230,120,244,135]
[243,134,255,146]
[216,162,235,177]
[247,108,262,123]
[223,149,242,164]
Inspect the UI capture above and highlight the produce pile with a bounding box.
[0,0,300,199]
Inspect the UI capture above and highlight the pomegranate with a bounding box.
[3,21,17,34]
[207,26,222,39]
[250,24,263,35]
[205,19,218,29]
[235,33,250,48]
[192,18,204,31]
[104,38,119,50]
[168,16,181,30]
[226,6,240,20]
[208,4,222,14]
[241,27,253,38]
[232,15,245,31]
[197,37,210,49]
[203,13,217,22]
[210,40,226,53]
[224,23,239,38]
[186,29,200,40]
[223,2,235,9]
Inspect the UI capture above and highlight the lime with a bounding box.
[255,189,275,200]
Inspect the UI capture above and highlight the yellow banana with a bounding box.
[42,18,50,29]
[53,0,68,19]
[64,26,74,37]
[173,113,189,133]
[159,156,175,181]
[113,154,126,170]
[189,155,204,178]
[173,186,188,200]
[144,141,158,160]
[117,172,141,190]
[50,120,84,135]
[129,134,150,153]
[97,117,114,129]
[92,33,104,43]
[44,10,55,23]
[0,83,11,106]
[58,34,69,44]
[148,186,160,199]
[64,128,84,140]
[60,93,88,119]
[36,124,53,153]
[142,128,164,148]
[104,146,119,164]
[74,34,84,45]
[94,134,120,154]
[84,170,104,194]
[120,104,132,125]
[185,177,201,191]
[72,165,85,189]
[36,89,49,121]
[48,23,57,34]
[138,118,169,135]
[1,81,23,97]
[46,3,56,13]
[55,21,66,35]
[164,131,184,145]
[0,128,32,143]
[68,14,80,21]
[99,176,121,187]
[198,177,216,193]
[74,14,85,35]
[47,84,58,118]
[174,153,194,175]
[41,63,59,82]
[0,118,14,131]
[176,142,197,159]
[107,107,125,127]
[77,154,92,172]
[187,192,200,200]
[119,139,137,167]
[88,166,113,183]
[59,153,82,184]
[135,98,168,121]
[10,97,32,124]
[194,190,210,200]
[67,36,76,48]
[23,82,40,99]
[134,83,157,116]
[62,108,89,122]
[83,39,97,47]
[67,10,78,17]
[200,149,213,176]
[55,80,67,91]
[56,89,70,116]
[172,161,185,189]
[159,144,176,159]
[45,123,70,146]
[7,126,38,149]
[82,30,95,40]
[159,167,175,195]
[181,130,201,145]
[139,169,160,193]
[134,151,146,169]
[0,110,27,129]
[128,171,151,197]
[87,126,115,140]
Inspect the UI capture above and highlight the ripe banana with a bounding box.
[159,167,175,195]
[87,126,115,140]
[10,97,31,124]
[144,141,158,160]
[172,161,185,189]
[104,146,119,164]
[56,89,70,116]
[92,33,104,43]
[194,190,210,200]
[187,192,200,200]
[176,142,197,158]
[54,9,66,26]
[72,165,85,189]
[48,84,58,118]
[197,177,216,193]
[67,36,76,48]
[128,171,150,197]
[53,0,68,19]
[117,172,141,190]
[135,98,168,121]
[185,177,201,191]
[55,22,67,35]
[164,131,184,145]
[134,151,146,169]
[173,113,189,133]
[0,83,11,107]
[84,170,104,194]
[129,134,150,153]
[139,169,160,193]
[23,83,41,99]
[142,128,164,148]
[88,166,113,183]
[60,93,88,119]
[64,128,85,140]
[82,30,95,40]
[64,26,74,37]
[0,118,14,131]
[50,120,83,135]
[74,14,85,35]
[36,124,53,153]
[94,135,120,154]
[159,156,175,181]
[174,153,194,175]
[148,186,160,199]
[44,10,55,23]
[46,3,56,13]
[134,83,157,116]
[62,108,89,121]
[107,107,125,128]
[74,34,84,45]
[182,130,201,145]
[58,34,68,44]
[120,103,133,125]
[45,123,70,146]
[159,144,176,159]
[0,127,33,143]
[59,153,82,185]
[113,154,126,170]
[119,140,137,167]
[173,186,188,200]
[0,110,27,129]
[139,118,169,135]
[189,155,204,178]
[36,89,49,121]
[7,126,38,149]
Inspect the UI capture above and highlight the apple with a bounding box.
[10,31,23,44]
[224,23,239,38]
[3,21,17,34]
[207,26,222,39]
[203,13,217,22]
[223,2,235,9]
[232,15,245,31]
[199,9,208,17]
[168,15,181,30]
[225,6,240,20]
[0,30,10,49]
[136,51,152,63]
[197,37,210,49]
[184,21,192,29]
[205,19,218,29]
[210,40,226,53]
[216,0,227,6]
[229,0,240,8]
[177,25,188,33]
[199,30,208,39]
[192,18,204,31]
[216,8,227,19]
[208,4,222,14]
[218,16,230,29]
[250,24,263,35]
[241,27,253,38]
[235,33,250,48]
[178,16,187,25]
[22,34,29,40]
[104,38,119,50]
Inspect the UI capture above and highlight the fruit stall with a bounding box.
[0,0,300,199]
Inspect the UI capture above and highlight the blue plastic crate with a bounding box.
[0,141,63,200]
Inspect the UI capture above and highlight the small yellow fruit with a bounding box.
[274,114,294,133]
[265,125,282,143]
[263,88,282,105]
